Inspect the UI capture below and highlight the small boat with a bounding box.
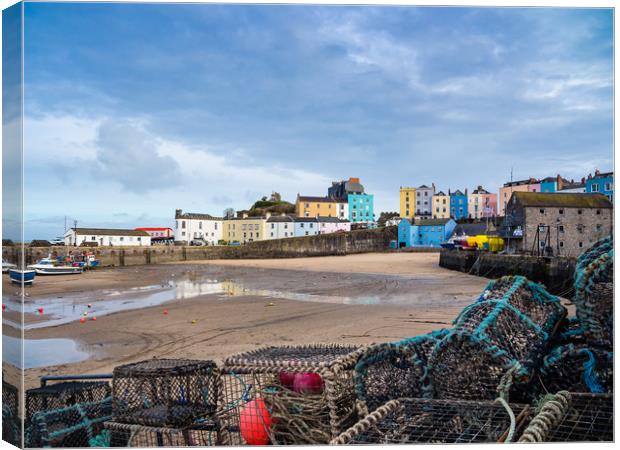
[9,269,36,285]
[2,259,16,273]
[27,256,83,275]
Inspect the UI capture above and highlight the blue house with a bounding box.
[349,193,374,224]
[398,218,457,248]
[586,171,613,203]
[449,189,468,220]
[540,177,558,193]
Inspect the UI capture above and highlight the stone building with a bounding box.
[504,192,612,257]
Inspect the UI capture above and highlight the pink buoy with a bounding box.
[293,372,324,394]
[163,309,169,315]
[239,398,272,445]
[278,371,296,390]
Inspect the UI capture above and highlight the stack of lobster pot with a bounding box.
[427,276,566,402]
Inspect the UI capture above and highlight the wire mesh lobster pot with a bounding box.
[102,420,220,447]
[354,329,449,414]
[220,344,366,445]
[574,236,613,348]
[538,343,613,394]
[3,380,21,446]
[112,359,220,428]
[27,397,112,448]
[26,381,111,423]
[551,316,587,346]
[331,397,532,444]
[519,391,612,442]
[428,276,566,401]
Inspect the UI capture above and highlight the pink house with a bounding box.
[498,177,540,216]
[317,217,351,234]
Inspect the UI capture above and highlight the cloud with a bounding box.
[94,120,182,193]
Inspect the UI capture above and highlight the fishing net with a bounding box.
[101,420,220,447]
[25,381,111,423]
[574,235,613,348]
[220,344,366,445]
[428,276,566,401]
[537,343,613,394]
[354,329,449,414]
[2,380,21,446]
[331,397,532,444]
[112,359,220,428]
[27,396,112,448]
[519,391,612,442]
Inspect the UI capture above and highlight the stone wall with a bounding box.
[3,227,398,267]
[439,249,577,297]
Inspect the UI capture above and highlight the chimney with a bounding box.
[465,188,468,195]
[432,182,436,193]
[581,177,585,184]
[175,209,182,218]
[595,169,600,176]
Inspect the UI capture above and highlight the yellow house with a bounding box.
[222,214,267,244]
[296,195,346,219]
[399,187,416,219]
[432,191,450,219]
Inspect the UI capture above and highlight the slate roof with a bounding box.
[451,190,465,196]
[513,192,612,208]
[72,228,150,237]
[266,215,295,222]
[316,216,350,223]
[294,217,318,223]
[453,223,487,237]
[414,218,451,226]
[297,195,339,203]
[175,211,222,220]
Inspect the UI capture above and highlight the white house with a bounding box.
[266,214,295,239]
[415,184,435,218]
[317,216,351,234]
[294,217,319,237]
[64,228,151,247]
[174,209,223,245]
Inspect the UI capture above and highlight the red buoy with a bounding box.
[79,317,86,324]
[163,309,168,315]
[239,398,272,445]
[278,371,296,390]
[293,373,324,394]
[37,307,44,315]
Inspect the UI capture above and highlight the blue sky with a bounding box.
[16,3,614,239]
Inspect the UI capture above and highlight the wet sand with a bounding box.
[3,252,491,389]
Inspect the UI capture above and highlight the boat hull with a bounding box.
[9,269,36,284]
[28,265,83,275]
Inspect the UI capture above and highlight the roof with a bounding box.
[417,184,431,189]
[472,187,491,194]
[592,171,613,179]
[175,211,222,220]
[453,223,487,236]
[512,192,612,208]
[135,227,173,231]
[71,228,150,237]
[266,215,295,222]
[294,217,318,223]
[225,216,267,221]
[452,190,465,196]
[435,191,446,196]
[414,218,452,226]
[297,195,339,203]
[316,216,350,223]
[503,178,539,187]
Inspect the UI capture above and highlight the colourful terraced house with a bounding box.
[449,189,468,220]
[328,177,374,224]
[586,170,613,203]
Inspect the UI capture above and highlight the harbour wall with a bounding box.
[4,227,399,267]
[439,250,577,297]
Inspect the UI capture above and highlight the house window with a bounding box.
[596,209,601,215]
[596,224,602,231]
[559,241,564,248]
[182,221,186,229]
[559,209,564,215]
[305,203,309,208]
[91,236,96,240]
[305,231,309,236]
[199,222,203,229]
[579,242,584,248]
[215,223,218,230]
[120,237,124,242]
[539,209,545,214]
[578,209,583,215]
[605,182,612,191]
[559,225,564,233]
[591,183,599,192]
[301,223,304,228]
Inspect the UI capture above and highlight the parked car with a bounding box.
[50,237,65,246]
[229,241,241,246]
[190,239,206,246]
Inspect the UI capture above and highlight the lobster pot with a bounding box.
[354,330,449,413]
[331,398,532,444]
[520,392,612,442]
[552,316,587,346]
[539,344,613,394]
[574,236,613,347]
[220,344,365,445]
[27,397,112,448]
[103,420,219,447]
[2,380,21,446]
[112,359,220,428]
[26,381,110,423]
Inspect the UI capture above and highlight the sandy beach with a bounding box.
[3,252,492,389]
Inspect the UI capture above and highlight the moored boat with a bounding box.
[9,269,36,285]
[27,256,83,275]
[2,259,16,273]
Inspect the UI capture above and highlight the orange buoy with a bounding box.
[79,317,86,324]
[91,316,97,321]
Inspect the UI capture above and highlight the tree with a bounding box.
[261,196,268,202]
[223,208,235,219]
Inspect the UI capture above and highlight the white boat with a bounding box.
[2,259,17,273]
[27,257,83,275]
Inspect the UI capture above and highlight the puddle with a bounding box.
[3,277,382,330]
[3,335,90,369]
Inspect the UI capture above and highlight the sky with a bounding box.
[11,3,615,239]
